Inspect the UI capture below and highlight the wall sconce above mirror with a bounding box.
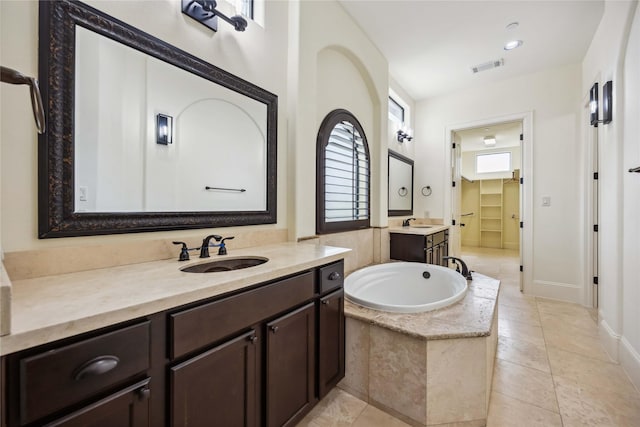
[182,0,248,32]
[388,150,414,216]
[396,126,413,143]
[38,0,277,238]
[589,80,613,127]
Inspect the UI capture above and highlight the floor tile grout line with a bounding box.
[492,358,562,414]
[537,295,565,427]
[348,402,370,427]
[494,353,553,376]
[490,389,562,416]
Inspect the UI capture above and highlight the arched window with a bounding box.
[316,109,370,234]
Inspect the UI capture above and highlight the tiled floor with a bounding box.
[299,247,640,426]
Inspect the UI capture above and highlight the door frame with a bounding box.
[583,92,599,309]
[444,111,533,292]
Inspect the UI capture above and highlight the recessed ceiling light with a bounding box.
[506,22,519,31]
[504,40,523,51]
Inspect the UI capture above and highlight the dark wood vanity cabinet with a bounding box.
[265,303,316,427]
[390,230,449,266]
[2,321,151,427]
[1,260,345,427]
[318,288,345,399]
[44,378,151,427]
[169,330,259,427]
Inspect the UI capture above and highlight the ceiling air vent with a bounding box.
[471,58,504,74]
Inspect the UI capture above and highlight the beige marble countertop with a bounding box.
[0,262,11,336]
[388,224,450,236]
[345,272,499,340]
[0,242,350,356]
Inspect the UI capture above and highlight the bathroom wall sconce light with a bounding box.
[182,0,247,32]
[483,136,496,146]
[590,81,613,127]
[156,114,173,145]
[397,127,413,143]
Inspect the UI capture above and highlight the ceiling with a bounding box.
[456,120,522,152]
[338,0,604,100]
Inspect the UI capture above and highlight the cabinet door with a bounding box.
[265,303,316,427]
[390,233,427,262]
[434,243,442,266]
[425,247,434,264]
[318,289,345,399]
[45,379,150,427]
[170,330,258,427]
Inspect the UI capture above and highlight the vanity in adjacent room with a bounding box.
[389,225,450,266]
[387,149,450,266]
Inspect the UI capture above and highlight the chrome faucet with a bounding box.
[402,217,416,227]
[199,234,222,258]
[443,256,473,281]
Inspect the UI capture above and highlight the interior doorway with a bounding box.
[446,112,533,293]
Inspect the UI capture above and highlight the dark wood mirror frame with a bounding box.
[388,150,414,217]
[38,0,277,238]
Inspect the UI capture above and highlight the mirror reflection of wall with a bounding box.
[388,150,414,216]
[74,26,267,213]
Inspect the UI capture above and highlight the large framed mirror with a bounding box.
[388,150,414,216]
[38,0,277,238]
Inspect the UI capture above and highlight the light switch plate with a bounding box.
[542,196,551,207]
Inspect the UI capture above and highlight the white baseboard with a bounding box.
[620,337,640,393]
[599,317,620,362]
[527,280,581,303]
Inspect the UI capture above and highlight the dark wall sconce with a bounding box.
[182,0,248,32]
[602,80,613,125]
[397,128,413,143]
[156,114,173,145]
[590,81,613,127]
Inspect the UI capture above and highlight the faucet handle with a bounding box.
[172,241,190,261]
[217,236,235,256]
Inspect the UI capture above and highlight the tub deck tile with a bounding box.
[344,272,500,341]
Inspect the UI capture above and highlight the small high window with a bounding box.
[238,0,253,19]
[388,97,404,125]
[316,109,370,234]
[476,152,511,174]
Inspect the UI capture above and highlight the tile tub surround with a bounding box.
[341,272,500,426]
[0,242,350,355]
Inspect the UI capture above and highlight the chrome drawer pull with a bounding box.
[73,355,120,381]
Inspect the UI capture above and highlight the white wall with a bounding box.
[0,0,289,251]
[290,0,388,239]
[389,78,417,218]
[415,63,583,301]
[582,0,640,388]
[622,4,640,389]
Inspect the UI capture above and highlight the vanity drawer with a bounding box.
[318,261,344,294]
[19,321,150,425]
[170,271,315,359]
[431,230,447,246]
